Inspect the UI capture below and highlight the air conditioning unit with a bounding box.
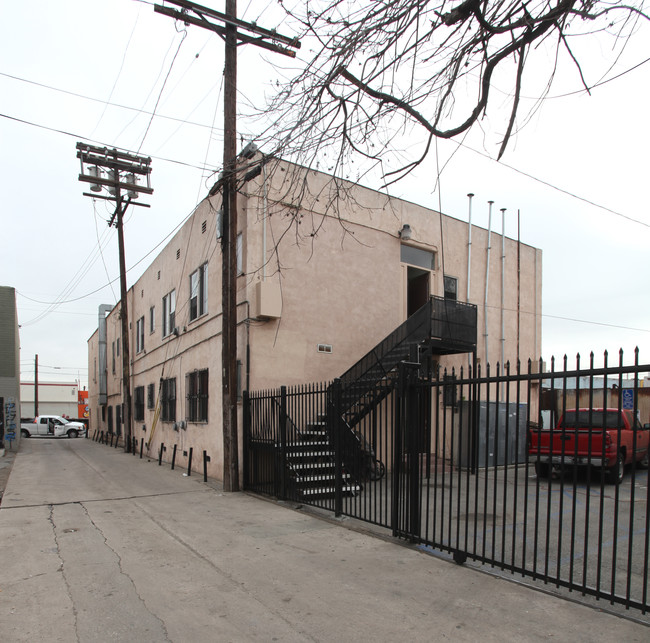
[255,281,282,319]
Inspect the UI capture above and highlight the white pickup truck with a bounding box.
[20,415,86,439]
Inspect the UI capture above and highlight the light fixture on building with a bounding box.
[399,224,412,240]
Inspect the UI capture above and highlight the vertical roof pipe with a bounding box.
[484,201,493,367]
[466,193,474,302]
[98,304,113,406]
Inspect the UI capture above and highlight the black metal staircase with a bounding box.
[286,296,477,499]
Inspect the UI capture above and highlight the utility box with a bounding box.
[454,401,528,469]
[255,281,282,319]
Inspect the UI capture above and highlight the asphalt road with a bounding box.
[0,438,648,642]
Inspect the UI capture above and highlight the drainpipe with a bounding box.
[98,304,113,406]
[262,162,268,281]
[500,208,506,397]
[484,201,493,367]
[466,193,473,302]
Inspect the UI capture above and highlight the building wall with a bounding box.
[20,381,79,418]
[87,158,542,483]
[0,286,21,450]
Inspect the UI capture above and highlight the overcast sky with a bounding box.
[2,0,650,390]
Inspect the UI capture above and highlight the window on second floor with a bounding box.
[136,317,145,353]
[149,306,155,334]
[161,377,176,422]
[162,290,176,337]
[111,341,116,374]
[189,263,208,321]
[236,232,243,275]
[444,275,458,301]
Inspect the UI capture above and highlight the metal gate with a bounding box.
[244,351,650,614]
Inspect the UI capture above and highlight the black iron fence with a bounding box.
[243,350,650,614]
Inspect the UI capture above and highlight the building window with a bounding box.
[115,404,122,436]
[186,369,209,422]
[107,405,113,432]
[161,377,176,422]
[136,316,145,353]
[149,306,155,334]
[162,290,176,337]
[443,374,458,408]
[444,275,458,301]
[134,386,145,421]
[400,244,435,270]
[236,232,243,275]
[189,263,208,321]
[117,338,120,356]
[147,383,155,410]
[111,341,116,374]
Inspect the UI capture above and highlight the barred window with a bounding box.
[161,377,176,422]
[186,369,209,422]
[115,404,122,436]
[147,383,155,410]
[134,386,145,421]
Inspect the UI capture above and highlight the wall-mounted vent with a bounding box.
[317,344,333,354]
[202,220,207,234]
[157,271,161,280]
[176,249,181,260]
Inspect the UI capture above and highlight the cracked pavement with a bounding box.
[1,438,648,642]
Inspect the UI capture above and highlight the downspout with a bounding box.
[484,201,493,367]
[262,162,268,281]
[517,209,521,363]
[98,304,112,406]
[500,208,506,397]
[466,193,473,302]
[467,193,474,370]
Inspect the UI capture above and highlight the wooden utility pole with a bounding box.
[221,0,239,492]
[154,0,299,491]
[76,143,153,452]
[34,354,38,417]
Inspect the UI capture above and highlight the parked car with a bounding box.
[529,408,650,484]
[20,415,87,439]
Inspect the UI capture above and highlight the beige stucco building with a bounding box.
[87,154,542,483]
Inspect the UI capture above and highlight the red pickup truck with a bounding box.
[529,408,650,484]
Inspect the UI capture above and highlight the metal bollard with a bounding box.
[187,447,193,477]
[159,443,165,466]
[171,444,177,470]
[140,438,144,459]
[203,450,210,482]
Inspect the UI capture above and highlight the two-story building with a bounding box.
[87,153,542,483]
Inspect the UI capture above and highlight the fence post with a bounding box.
[279,386,287,500]
[242,390,250,489]
[330,379,343,517]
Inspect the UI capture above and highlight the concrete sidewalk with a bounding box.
[0,439,646,642]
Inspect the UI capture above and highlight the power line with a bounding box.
[0,72,218,134]
[0,112,217,173]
